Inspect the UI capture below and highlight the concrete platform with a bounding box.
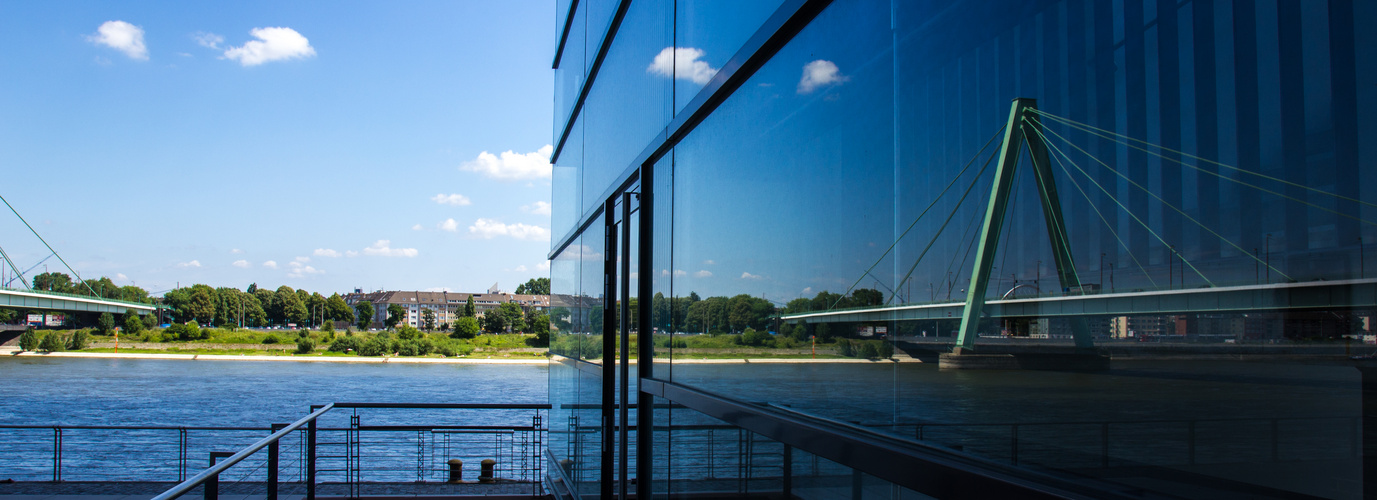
[938,350,1111,370]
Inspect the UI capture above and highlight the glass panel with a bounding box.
[673,0,787,113]
[551,114,582,245]
[650,154,675,377]
[579,0,672,218]
[554,0,585,141]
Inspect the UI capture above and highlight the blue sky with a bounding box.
[0,1,555,296]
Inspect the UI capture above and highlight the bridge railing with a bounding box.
[0,285,161,310]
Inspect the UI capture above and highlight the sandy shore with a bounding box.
[0,348,547,364]
[1,348,921,364]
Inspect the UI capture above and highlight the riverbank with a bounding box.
[0,348,547,364]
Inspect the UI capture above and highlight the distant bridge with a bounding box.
[782,278,1377,325]
[0,287,159,315]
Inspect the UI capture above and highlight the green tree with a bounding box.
[67,330,89,350]
[96,312,116,335]
[354,301,374,329]
[498,302,526,332]
[38,331,63,352]
[515,277,551,295]
[246,283,258,294]
[850,288,884,307]
[123,309,144,335]
[815,323,833,342]
[308,292,327,327]
[31,272,75,294]
[463,296,476,317]
[397,325,422,340]
[452,317,480,339]
[0,307,15,324]
[118,285,150,303]
[18,327,40,351]
[481,310,507,333]
[526,311,550,346]
[187,285,216,325]
[322,318,335,334]
[386,304,405,329]
[325,294,353,322]
[420,308,436,331]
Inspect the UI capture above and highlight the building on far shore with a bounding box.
[343,285,549,329]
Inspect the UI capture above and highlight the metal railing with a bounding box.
[0,403,550,499]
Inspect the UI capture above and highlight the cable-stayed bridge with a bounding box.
[786,98,1374,356]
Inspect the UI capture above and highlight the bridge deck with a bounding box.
[0,287,158,315]
[782,278,1377,323]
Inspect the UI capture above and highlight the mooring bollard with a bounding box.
[447,459,463,483]
[478,458,496,483]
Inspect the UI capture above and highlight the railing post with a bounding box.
[308,415,318,500]
[1187,421,1196,465]
[206,451,232,500]
[269,423,285,500]
[782,444,792,498]
[52,426,61,482]
[1101,422,1110,468]
[1010,424,1019,466]
[1270,418,1279,462]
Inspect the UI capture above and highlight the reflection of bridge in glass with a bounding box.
[824,98,1375,360]
[784,277,1377,324]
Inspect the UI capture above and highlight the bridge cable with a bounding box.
[993,162,1022,297]
[1033,122,1232,286]
[1030,109,1377,212]
[939,182,993,301]
[1034,110,1377,228]
[887,144,1003,306]
[1037,122,1291,283]
[1030,122,1157,288]
[828,124,1006,310]
[0,193,100,297]
[1031,122,1212,286]
[0,244,29,289]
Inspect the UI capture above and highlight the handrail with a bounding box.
[151,403,334,500]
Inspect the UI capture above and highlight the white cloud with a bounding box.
[432,193,472,206]
[647,47,718,85]
[438,218,460,232]
[411,224,424,231]
[115,273,128,280]
[231,248,245,254]
[675,270,688,277]
[802,287,813,295]
[362,240,418,258]
[797,60,848,94]
[192,31,223,50]
[176,260,201,268]
[294,256,310,263]
[703,259,715,265]
[741,272,762,280]
[694,270,712,278]
[538,261,551,271]
[522,201,552,216]
[313,249,341,258]
[87,21,148,60]
[345,250,359,258]
[262,260,278,269]
[287,260,324,278]
[223,27,316,67]
[232,260,250,269]
[513,265,528,272]
[460,145,553,181]
[468,219,550,241]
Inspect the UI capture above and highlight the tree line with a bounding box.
[549,288,884,336]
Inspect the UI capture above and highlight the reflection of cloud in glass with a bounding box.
[647,47,718,85]
[740,272,762,280]
[797,60,848,94]
[694,270,713,278]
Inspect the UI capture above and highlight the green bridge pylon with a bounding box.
[954,98,1093,353]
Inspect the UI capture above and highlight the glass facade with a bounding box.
[549,1,1377,498]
